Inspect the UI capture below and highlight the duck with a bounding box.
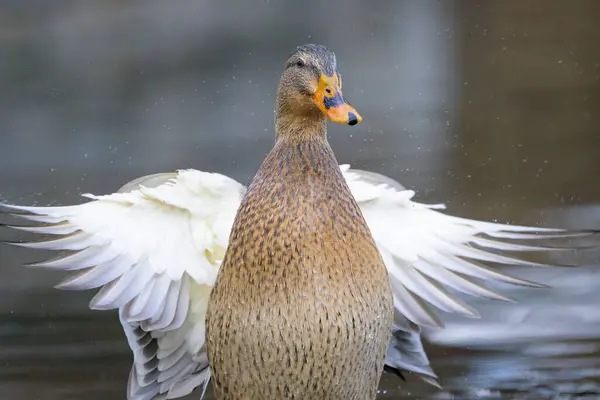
[205,44,394,400]
[0,44,590,399]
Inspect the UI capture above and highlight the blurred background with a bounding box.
[1,0,599,399]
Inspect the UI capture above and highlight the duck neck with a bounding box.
[275,113,327,141]
[274,92,327,141]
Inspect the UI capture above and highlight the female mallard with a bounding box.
[205,44,394,399]
[1,44,590,399]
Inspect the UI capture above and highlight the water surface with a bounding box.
[1,1,599,399]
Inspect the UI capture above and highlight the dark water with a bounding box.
[1,1,600,399]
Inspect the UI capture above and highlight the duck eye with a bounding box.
[296,58,305,67]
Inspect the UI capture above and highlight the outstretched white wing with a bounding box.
[2,170,245,400]
[3,165,590,393]
[341,164,592,383]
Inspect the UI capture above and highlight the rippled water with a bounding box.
[1,1,600,399]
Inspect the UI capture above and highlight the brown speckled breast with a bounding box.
[206,135,393,400]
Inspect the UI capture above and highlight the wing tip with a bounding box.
[23,259,52,268]
[0,203,44,215]
[53,281,74,290]
[2,240,33,248]
[0,222,32,232]
[384,365,443,389]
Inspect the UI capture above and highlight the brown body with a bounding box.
[206,44,393,400]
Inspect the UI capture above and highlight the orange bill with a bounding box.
[312,74,363,126]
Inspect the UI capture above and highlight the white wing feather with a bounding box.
[2,169,244,400]
[341,164,592,384]
[2,165,590,394]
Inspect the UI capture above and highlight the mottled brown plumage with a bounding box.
[206,44,393,400]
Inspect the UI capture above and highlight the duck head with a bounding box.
[275,44,363,132]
